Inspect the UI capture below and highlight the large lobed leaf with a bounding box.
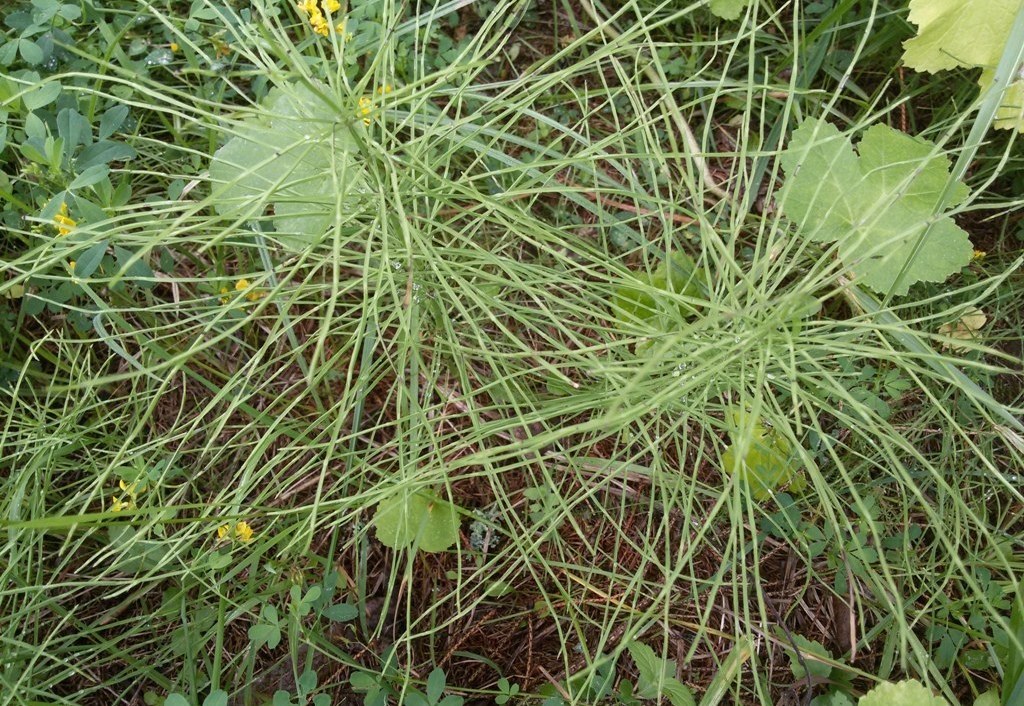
[778,120,973,295]
[209,81,369,251]
[902,0,1024,131]
[902,0,1019,72]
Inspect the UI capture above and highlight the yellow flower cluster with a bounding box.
[110,478,147,513]
[217,521,254,544]
[358,84,392,125]
[297,0,345,37]
[219,278,264,305]
[358,96,373,124]
[54,202,76,236]
[972,249,987,261]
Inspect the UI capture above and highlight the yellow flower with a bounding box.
[298,2,329,36]
[377,84,393,95]
[358,95,373,125]
[111,496,135,512]
[170,42,180,52]
[311,13,330,36]
[298,0,350,38]
[217,521,255,543]
[235,521,254,542]
[54,202,76,236]
[972,249,987,261]
[118,478,148,496]
[235,278,264,302]
[220,279,264,305]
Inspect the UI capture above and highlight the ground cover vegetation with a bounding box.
[1,0,1023,704]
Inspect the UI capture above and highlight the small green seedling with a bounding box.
[495,677,520,704]
[625,641,695,706]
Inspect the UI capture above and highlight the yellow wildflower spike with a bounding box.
[323,0,341,13]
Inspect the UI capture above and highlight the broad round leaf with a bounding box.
[209,81,370,252]
[373,490,461,553]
